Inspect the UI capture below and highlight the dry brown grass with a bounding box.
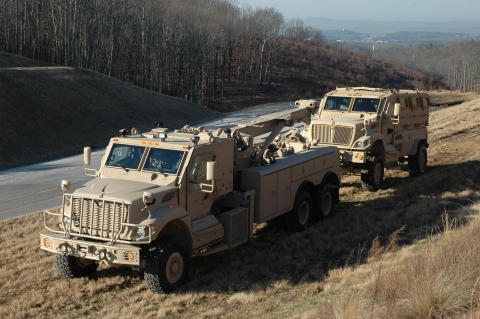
[1,97,480,318]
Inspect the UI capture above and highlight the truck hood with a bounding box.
[73,178,166,203]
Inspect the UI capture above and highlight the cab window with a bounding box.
[143,148,184,175]
[352,98,380,113]
[323,96,352,111]
[106,144,146,169]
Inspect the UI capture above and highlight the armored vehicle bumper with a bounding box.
[339,149,367,164]
[40,233,141,266]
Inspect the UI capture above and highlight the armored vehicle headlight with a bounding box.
[136,227,146,238]
[63,216,71,226]
[356,140,370,148]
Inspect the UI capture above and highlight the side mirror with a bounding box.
[206,161,217,181]
[61,180,70,193]
[84,147,91,165]
[83,146,97,177]
[143,191,154,204]
[198,161,217,193]
[394,103,401,117]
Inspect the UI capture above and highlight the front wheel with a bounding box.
[144,237,191,293]
[312,183,335,221]
[408,143,427,176]
[361,154,384,191]
[55,254,99,278]
[286,191,313,232]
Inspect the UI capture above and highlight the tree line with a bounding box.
[0,0,325,106]
[364,41,480,92]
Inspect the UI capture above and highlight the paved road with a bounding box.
[0,102,298,221]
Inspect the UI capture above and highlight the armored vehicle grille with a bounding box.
[312,125,353,146]
[71,197,128,239]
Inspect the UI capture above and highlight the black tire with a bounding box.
[312,183,335,221]
[144,237,190,293]
[408,143,427,176]
[286,191,313,232]
[55,254,99,278]
[361,154,384,191]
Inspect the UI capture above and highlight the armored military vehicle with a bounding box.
[305,87,429,191]
[41,101,341,293]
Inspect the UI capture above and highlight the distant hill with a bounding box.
[323,30,479,44]
[0,52,221,170]
[304,17,480,37]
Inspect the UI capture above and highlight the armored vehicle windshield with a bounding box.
[105,144,146,170]
[143,148,184,174]
[324,96,380,113]
[105,143,185,174]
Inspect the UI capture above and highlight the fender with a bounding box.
[136,204,192,241]
[409,139,428,156]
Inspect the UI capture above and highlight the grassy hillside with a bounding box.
[1,96,479,318]
[0,52,221,170]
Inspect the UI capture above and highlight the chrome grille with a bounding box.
[312,125,353,146]
[71,197,128,239]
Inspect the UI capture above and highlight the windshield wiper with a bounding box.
[150,167,167,177]
[115,163,128,173]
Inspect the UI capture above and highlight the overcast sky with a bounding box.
[239,0,480,22]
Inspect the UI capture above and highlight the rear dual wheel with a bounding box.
[312,183,335,221]
[408,143,427,176]
[286,191,313,232]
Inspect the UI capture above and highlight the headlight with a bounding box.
[136,227,146,238]
[63,216,71,226]
[356,140,370,148]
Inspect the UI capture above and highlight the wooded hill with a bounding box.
[0,0,445,113]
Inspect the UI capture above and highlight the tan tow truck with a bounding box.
[40,101,341,293]
[305,87,430,191]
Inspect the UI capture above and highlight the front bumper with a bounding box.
[40,233,141,266]
[340,150,366,164]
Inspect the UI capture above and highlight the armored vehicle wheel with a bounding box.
[312,183,335,221]
[408,143,427,176]
[361,154,384,191]
[286,191,313,232]
[144,237,190,293]
[55,254,99,278]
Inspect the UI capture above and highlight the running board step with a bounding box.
[198,240,229,256]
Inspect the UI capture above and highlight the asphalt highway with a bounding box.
[0,102,298,221]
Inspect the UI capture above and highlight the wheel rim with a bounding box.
[322,192,332,216]
[166,252,184,283]
[419,150,426,172]
[298,201,310,225]
[373,161,382,186]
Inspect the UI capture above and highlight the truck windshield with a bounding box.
[105,144,146,170]
[351,98,380,113]
[324,96,352,111]
[143,148,184,175]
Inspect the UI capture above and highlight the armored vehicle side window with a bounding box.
[411,97,419,107]
[143,148,184,174]
[352,98,379,113]
[324,97,352,111]
[396,97,409,108]
[106,144,146,169]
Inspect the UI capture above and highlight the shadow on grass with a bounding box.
[91,160,480,295]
